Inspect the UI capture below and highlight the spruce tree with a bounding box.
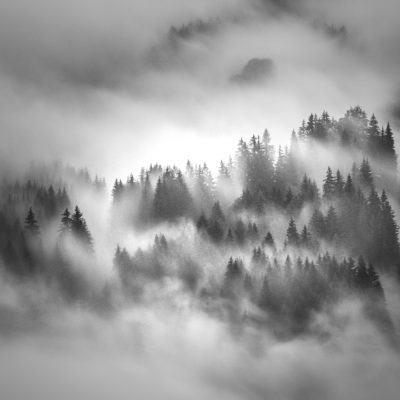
[225,228,234,244]
[286,218,299,246]
[310,209,325,238]
[210,201,225,223]
[380,191,400,267]
[325,206,339,240]
[367,114,380,156]
[300,225,312,248]
[234,219,246,245]
[359,159,373,187]
[335,170,344,196]
[263,232,275,248]
[112,179,124,202]
[24,208,40,235]
[384,123,395,156]
[355,257,369,289]
[71,206,93,249]
[60,208,72,234]
[344,174,355,196]
[207,220,224,243]
[323,167,335,198]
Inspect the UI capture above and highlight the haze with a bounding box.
[0,0,399,181]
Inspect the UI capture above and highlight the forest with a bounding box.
[0,106,399,340]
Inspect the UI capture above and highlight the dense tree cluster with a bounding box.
[298,107,397,173]
[1,106,399,338]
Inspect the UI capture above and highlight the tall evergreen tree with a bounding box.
[60,208,72,235]
[359,159,373,187]
[380,191,400,267]
[24,208,40,235]
[323,167,335,199]
[344,174,355,197]
[286,218,299,246]
[367,114,380,156]
[71,206,93,249]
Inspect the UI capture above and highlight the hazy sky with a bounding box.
[1,0,400,182]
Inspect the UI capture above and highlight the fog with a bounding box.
[1,1,400,399]
[0,279,400,400]
[0,0,400,181]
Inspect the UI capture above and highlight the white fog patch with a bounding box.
[0,299,399,400]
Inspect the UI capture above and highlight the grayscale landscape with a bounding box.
[1,1,400,399]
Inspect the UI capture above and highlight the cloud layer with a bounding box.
[0,0,399,181]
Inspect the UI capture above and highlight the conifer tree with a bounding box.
[286,218,299,246]
[207,220,224,243]
[234,219,246,245]
[60,208,72,234]
[359,159,373,187]
[71,206,93,249]
[325,206,339,240]
[380,190,400,267]
[367,263,384,297]
[300,225,312,248]
[355,256,370,289]
[196,213,208,231]
[225,228,234,244]
[112,179,124,202]
[335,170,344,196]
[263,232,275,248]
[24,208,40,235]
[384,123,395,156]
[210,201,225,223]
[310,209,325,238]
[323,167,335,198]
[367,114,380,155]
[344,174,355,196]
[223,257,244,297]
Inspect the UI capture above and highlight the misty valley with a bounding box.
[2,0,400,398]
[1,107,399,340]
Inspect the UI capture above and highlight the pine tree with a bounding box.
[306,114,315,136]
[298,120,307,140]
[344,174,355,196]
[112,179,124,202]
[262,129,275,162]
[367,263,384,297]
[384,123,395,155]
[263,232,275,248]
[380,190,400,267]
[335,170,344,196]
[284,255,293,280]
[323,167,335,198]
[367,114,380,156]
[24,208,40,235]
[210,201,225,223]
[223,257,243,297]
[354,257,370,290]
[225,228,234,245]
[60,208,72,234]
[310,209,325,238]
[234,219,246,245]
[300,225,312,248]
[71,206,93,249]
[196,213,208,230]
[325,206,339,240]
[286,218,299,246]
[359,159,373,187]
[207,220,224,243]
[383,123,397,170]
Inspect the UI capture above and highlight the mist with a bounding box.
[1,1,400,399]
[0,0,399,181]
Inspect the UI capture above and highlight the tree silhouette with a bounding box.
[71,206,93,250]
[24,208,40,235]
